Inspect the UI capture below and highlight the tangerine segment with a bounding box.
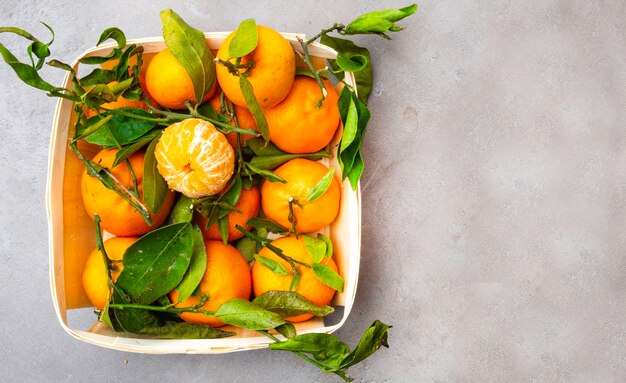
[169,240,251,327]
[251,235,338,322]
[82,236,138,310]
[81,149,175,236]
[262,158,341,233]
[154,118,235,198]
[265,77,340,154]
[145,48,216,110]
[196,186,261,242]
[216,25,296,108]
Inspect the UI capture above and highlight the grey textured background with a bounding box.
[1,0,625,382]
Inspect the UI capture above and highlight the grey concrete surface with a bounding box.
[1,0,625,381]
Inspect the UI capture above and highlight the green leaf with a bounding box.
[239,76,269,142]
[246,163,286,183]
[115,44,143,80]
[253,291,334,318]
[84,108,157,147]
[312,263,344,292]
[218,216,229,244]
[99,296,114,329]
[82,83,116,106]
[110,284,158,333]
[340,320,391,368]
[46,59,73,72]
[160,9,216,106]
[173,225,207,303]
[79,49,121,65]
[115,222,194,304]
[143,134,168,214]
[97,27,126,48]
[215,298,285,330]
[340,95,358,153]
[269,333,351,368]
[69,142,152,225]
[139,322,235,339]
[347,151,364,190]
[167,194,195,225]
[245,217,289,235]
[335,52,368,72]
[318,233,333,258]
[246,137,284,156]
[289,273,301,292]
[0,26,39,40]
[275,323,297,339]
[219,174,242,219]
[196,99,220,120]
[306,167,335,202]
[343,4,418,38]
[249,150,331,171]
[336,88,370,189]
[341,95,369,177]
[80,68,117,87]
[320,35,372,104]
[112,129,162,167]
[0,42,60,92]
[303,234,326,264]
[254,254,289,276]
[235,237,257,263]
[294,68,318,79]
[74,114,114,141]
[229,19,258,58]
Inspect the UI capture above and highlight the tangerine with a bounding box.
[265,76,340,154]
[81,148,175,236]
[145,48,216,110]
[251,235,338,322]
[169,240,251,327]
[208,92,258,148]
[82,236,138,309]
[261,158,340,233]
[216,25,295,108]
[195,185,261,242]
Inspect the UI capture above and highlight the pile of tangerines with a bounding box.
[81,25,344,326]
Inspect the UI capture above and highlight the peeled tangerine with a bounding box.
[154,118,234,198]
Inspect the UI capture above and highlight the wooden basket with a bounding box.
[46,32,361,353]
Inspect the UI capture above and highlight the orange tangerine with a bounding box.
[169,240,251,327]
[81,148,175,236]
[265,76,340,154]
[261,158,340,233]
[82,236,138,310]
[251,235,338,322]
[195,185,261,242]
[208,93,258,148]
[216,25,295,108]
[145,48,216,110]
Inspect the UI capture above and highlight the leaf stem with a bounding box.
[288,197,300,238]
[124,158,140,200]
[259,331,352,382]
[94,214,112,281]
[69,142,153,225]
[235,225,311,269]
[297,23,345,105]
[143,101,258,137]
[214,57,256,76]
